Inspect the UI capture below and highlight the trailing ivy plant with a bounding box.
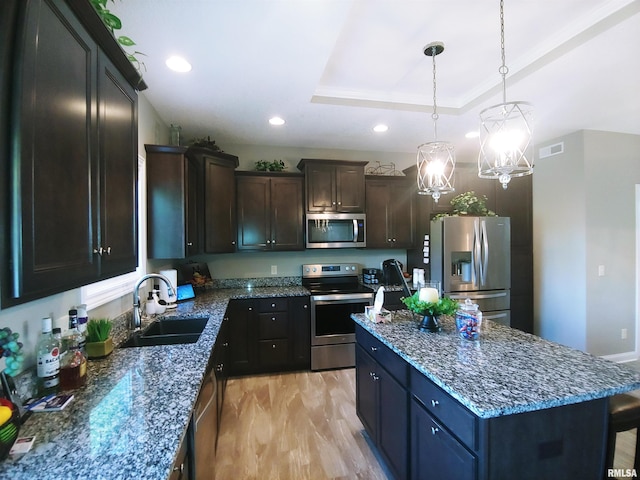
[90,0,146,73]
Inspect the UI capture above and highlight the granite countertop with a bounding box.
[353,310,640,419]
[0,286,308,480]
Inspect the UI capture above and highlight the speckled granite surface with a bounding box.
[0,286,308,480]
[353,310,640,419]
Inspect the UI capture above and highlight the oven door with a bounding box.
[310,294,372,346]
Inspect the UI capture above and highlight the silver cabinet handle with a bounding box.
[431,399,439,407]
[187,242,193,246]
[271,317,276,321]
[371,346,378,352]
[272,344,276,349]
[431,426,439,435]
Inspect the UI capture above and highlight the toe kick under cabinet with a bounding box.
[355,324,608,480]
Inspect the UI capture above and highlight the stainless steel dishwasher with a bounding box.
[192,366,217,480]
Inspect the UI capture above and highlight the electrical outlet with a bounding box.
[621,328,628,340]
[271,265,277,275]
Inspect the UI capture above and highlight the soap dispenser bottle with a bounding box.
[146,292,156,316]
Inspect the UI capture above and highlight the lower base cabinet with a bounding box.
[355,330,408,480]
[227,296,311,376]
[411,398,476,480]
[355,324,609,480]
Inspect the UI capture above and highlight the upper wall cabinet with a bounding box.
[236,172,304,251]
[1,0,143,306]
[297,159,367,213]
[146,145,239,258]
[365,175,416,249]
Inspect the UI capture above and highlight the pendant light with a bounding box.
[416,42,455,203]
[478,0,534,190]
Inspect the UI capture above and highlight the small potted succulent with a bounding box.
[85,318,114,359]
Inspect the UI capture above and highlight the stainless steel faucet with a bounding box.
[132,273,175,330]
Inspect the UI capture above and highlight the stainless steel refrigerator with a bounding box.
[430,216,511,326]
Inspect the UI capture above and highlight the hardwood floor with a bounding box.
[215,368,640,479]
[215,369,389,480]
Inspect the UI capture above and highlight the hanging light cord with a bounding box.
[431,45,439,140]
[499,0,509,104]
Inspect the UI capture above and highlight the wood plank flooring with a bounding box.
[215,368,640,479]
[214,369,388,480]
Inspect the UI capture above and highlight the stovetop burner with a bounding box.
[302,263,374,295]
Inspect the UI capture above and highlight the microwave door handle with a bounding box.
[353,219,358,242]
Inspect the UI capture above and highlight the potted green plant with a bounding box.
[255,160,286,172]
[402,293,459,332]
[85,318,114,359]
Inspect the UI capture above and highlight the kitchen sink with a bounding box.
[120,316,208,348]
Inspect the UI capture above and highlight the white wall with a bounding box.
[534,130,640,357]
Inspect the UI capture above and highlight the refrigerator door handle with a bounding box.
[480,219,489,286]
[473,219,481,287]
[449,291,507,300]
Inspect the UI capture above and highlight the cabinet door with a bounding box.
[97,51,138,277]
[226,299,256,375]
[9,0,99,302]
[305,164,336,212]
[379,367,409,480]
[365,181,391,248]
[355,345,378,439]
[146,146,192,259]
[270,176,304,250]
[289,296,311,369]
[411,399,477,480]
[236,176,271,250]
[389,181,415,248]
[336,165,365,212]
[204,158,236,253]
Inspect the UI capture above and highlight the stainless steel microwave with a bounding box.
[306,213,366,248]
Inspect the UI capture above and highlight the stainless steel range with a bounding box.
[302,263,374,371]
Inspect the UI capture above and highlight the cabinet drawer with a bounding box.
[258,312,289,339]
[356,325,408,387]
[258,339,289,366]
[410,367,477,450]
[258,298,289,312]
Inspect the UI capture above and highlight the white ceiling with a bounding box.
[112,0,640,161]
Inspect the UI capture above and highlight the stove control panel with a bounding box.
[302,263,359,277]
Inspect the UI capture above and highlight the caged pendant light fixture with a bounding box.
[478,0,534,190]
[416,42,455,203]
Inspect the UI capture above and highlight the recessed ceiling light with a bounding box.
[465,130,480,139]
[269,117,285,126]
[373,124,388,133]
[165,56,192,73]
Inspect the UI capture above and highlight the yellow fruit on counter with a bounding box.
[0,405,12,425]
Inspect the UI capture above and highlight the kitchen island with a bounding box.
[353,310,640,479]
[0,286,308,480]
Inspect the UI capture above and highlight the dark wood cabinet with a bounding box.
[2,0,140,305]
[355,326,409,480]
[297,159,367,212]
[236,172,304,251]
[146,145,199,258]
[226,296,311,376]
[290,296,311,369]
[256,298,290,370]
[226,298,255,376]
[411,399,477,480]
[365,176,415,248]
[146,146,238,258]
